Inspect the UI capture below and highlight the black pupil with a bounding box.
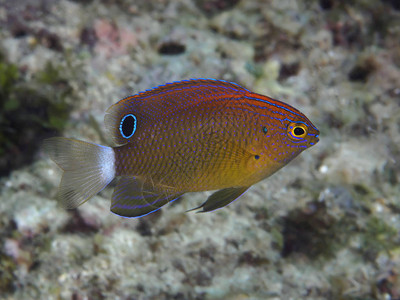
[122,115,135,137]
[294,127,305,136]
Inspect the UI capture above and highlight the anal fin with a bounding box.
[189,186,249,213]
[111,176,182,218]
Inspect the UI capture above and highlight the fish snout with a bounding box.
[308,133,319,146]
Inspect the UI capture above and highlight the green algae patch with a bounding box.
[0,54,73,176]
[0,253,17,293]
[0,59,18,96]
[360,217,399,259]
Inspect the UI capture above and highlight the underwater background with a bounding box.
[0,0,399,299]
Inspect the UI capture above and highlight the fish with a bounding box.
[44,79,319,218]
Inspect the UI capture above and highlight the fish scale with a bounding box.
[44,79,319,218]
[116,110,249,190]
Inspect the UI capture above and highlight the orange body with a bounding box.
[45,79,319,218]
[109,80,319,192]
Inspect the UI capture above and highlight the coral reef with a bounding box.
[0,0,399,299]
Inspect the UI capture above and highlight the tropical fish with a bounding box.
[44,79,319,218]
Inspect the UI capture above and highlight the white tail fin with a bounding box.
[43,137,115,209]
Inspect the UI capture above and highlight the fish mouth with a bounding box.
[314,134,319,143]
[309,134,319,146]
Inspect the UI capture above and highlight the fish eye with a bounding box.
[120,114,137,139]
[287,122,308,140]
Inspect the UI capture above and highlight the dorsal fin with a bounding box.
[104,79,249,145]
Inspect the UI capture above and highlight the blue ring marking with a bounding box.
[119,114,137,139]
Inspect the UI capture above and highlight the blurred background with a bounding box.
[0,0,399,299]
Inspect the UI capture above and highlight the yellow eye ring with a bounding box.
[287,122,308,140]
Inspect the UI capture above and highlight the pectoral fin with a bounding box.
[189,186,249,213]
